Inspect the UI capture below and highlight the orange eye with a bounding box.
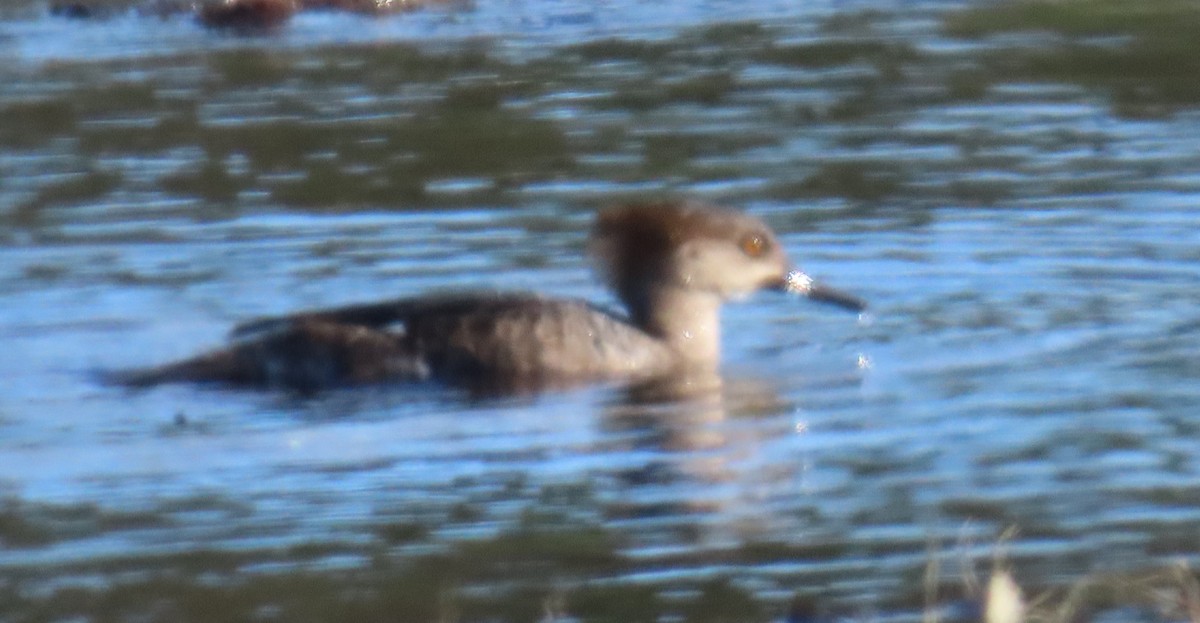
[739,234,767,257]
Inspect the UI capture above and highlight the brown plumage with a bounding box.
[196,0,298,30]
[114,201,864,393]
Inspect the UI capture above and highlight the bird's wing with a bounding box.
[229,291,548,341]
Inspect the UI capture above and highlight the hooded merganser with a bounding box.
[115,200,865,393]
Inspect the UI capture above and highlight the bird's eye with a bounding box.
[739,234,768,257]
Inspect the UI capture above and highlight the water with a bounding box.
[2,0,1200,620]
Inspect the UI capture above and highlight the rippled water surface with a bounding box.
[3,0,1200,620]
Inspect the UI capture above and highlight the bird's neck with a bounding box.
[625,286,723,369]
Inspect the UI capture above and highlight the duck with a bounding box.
[115,200,865,393]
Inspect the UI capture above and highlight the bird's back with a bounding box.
[117,293,677,393]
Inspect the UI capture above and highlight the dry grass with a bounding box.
[922,526,1200,623]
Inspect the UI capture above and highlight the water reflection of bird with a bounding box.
[114,200,864,394]
[51,0,447,31]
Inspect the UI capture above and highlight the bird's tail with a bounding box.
[101,349,252,388]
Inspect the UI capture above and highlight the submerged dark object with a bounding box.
[49,2,96,18]
[114,201,865,393]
